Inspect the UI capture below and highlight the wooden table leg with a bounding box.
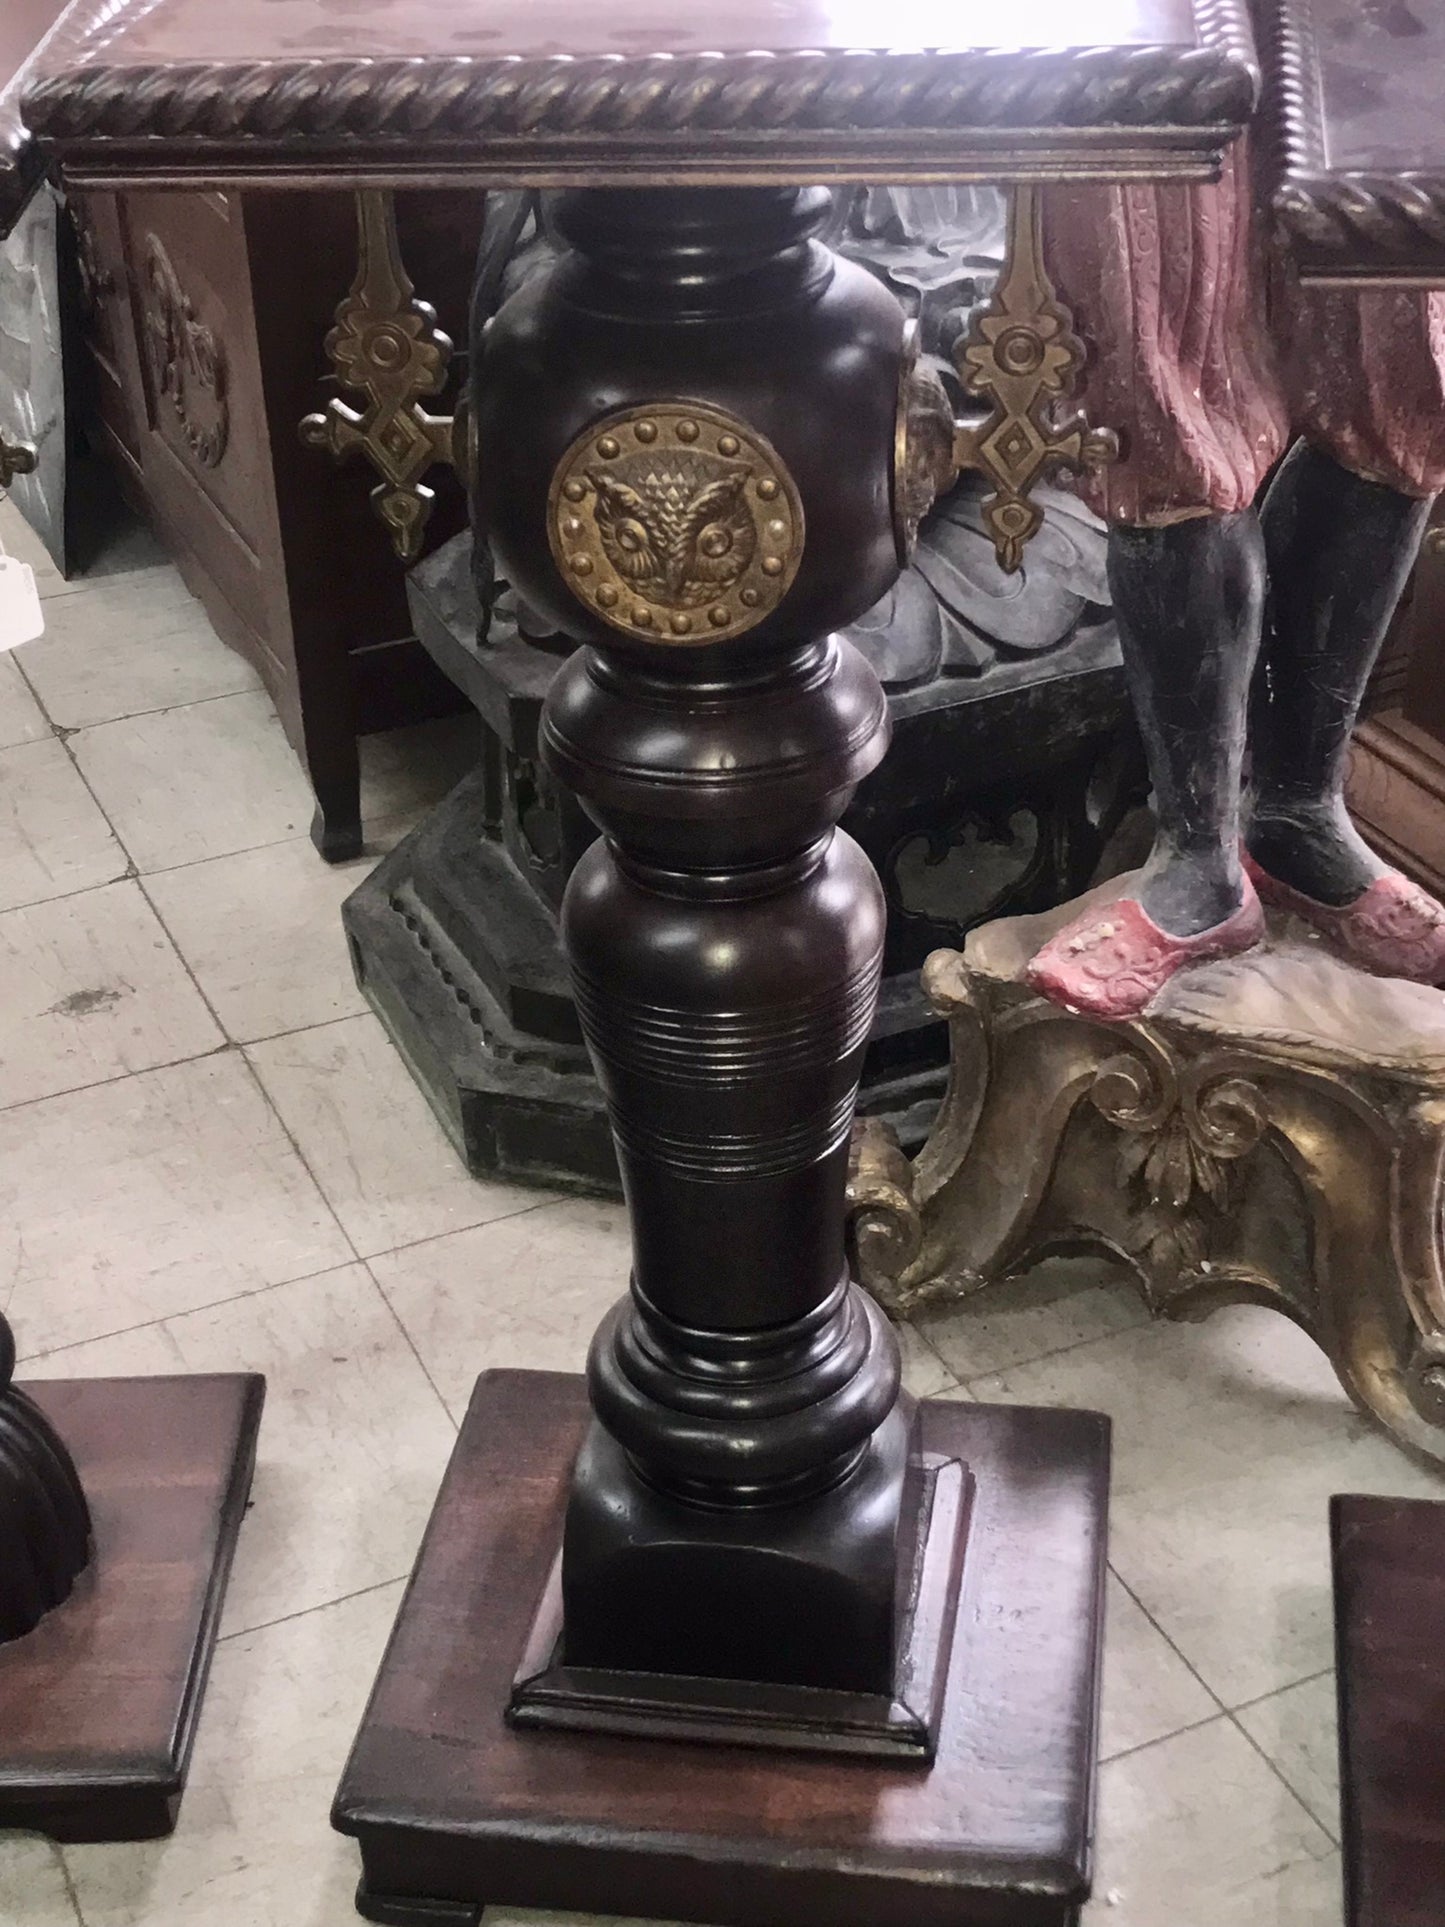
[334,185,1110,1927]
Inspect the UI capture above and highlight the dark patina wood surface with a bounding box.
[23,0,1259,188]
[1333,1492,1445,1927]
[0,1374,265,1842]
[1272,0,1445,283]
[335,1370,1109,1927]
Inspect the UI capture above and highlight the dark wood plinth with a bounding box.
[334,1370,1109,1927]
[0,1373,265,1842]
[1333,1493,1445,1927]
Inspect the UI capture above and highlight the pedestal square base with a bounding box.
[334,1370,1109,1927]
[0,1374,265,1841]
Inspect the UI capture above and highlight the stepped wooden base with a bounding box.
[0,1374,265,1841]
[1333,1493,1445,1927]
[333,1369,1109,1927]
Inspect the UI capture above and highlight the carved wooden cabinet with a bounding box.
[66,185,478,857]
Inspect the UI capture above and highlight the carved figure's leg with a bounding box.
[1246,286,1445,978]
[1025,152,1286,1013]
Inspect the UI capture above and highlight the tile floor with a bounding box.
[0,494,1435,1926]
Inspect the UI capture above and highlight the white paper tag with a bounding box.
[0,555,43,650]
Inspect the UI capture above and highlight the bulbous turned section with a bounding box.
[0,1316,92,1643]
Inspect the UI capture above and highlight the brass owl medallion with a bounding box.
[547,403,804,644]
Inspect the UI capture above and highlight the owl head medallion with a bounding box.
[548,403,804,643]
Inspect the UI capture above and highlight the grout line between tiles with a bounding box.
[226,1045,461,1432]
[1097,1707,1225,1769]
[0,1035,235,1121]
[957,1298,1156,1394]
[1228,1664,1335,1716]
[55,1842,88,1927]
[356,1190,565,1268]
[217,1572,407,1646]
[1228,1709,1343,1848]
[16,1257,371,1367]
[1107,1566,1230,1716]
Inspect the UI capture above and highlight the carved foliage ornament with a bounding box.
[141,235,229,469]
[548,403,804,645]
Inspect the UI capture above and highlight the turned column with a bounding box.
[476,188,919,1701]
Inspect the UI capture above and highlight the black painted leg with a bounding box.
[1106,510,1267,935]
[310,797,364,864]
[1249,439,1435,904]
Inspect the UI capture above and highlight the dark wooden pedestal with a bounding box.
[0,1373,265,1842]
[334,1370,1108,1927]
[1333,1493,1445,1927]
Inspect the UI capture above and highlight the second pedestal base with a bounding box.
[333,1370,1109,1927]
[0,1373,265,1841]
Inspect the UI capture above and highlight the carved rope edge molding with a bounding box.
[24,37,1260,149]
[1268,0,1445,268]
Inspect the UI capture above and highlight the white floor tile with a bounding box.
[0,652,48,747]
[247,1012,542,1256]
[20,568,257,728]
[0,1835,80,1927]
[26,1264,455,1633]
[969,1307,1445,1706]
[69,691,312,872]
[60,1582,405,1927]
[916,1253,1151,1380]
[1100,1573,1218,1761]
[1,1052,350,1356]
[1235,1671,1341,1840]
[0,880,221,1108]
[370,1196,629,1420]
[0,495,164,601]
[1086,1718,1337,1925]
[897,1318,958,1397]
[0,737,127,911]
[145,837,371,1043]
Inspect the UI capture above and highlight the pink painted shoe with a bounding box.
[1243,850,1445,984]
[1026,885,1265,1019]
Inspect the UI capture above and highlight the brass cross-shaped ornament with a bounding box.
[305,185,1117,579]
[897,186,1119,573]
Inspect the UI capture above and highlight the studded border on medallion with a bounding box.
[547,402,805,645]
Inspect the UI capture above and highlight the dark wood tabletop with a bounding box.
[0,0,69,236]
[1272,0,1445,283]
[21,0,1259,190]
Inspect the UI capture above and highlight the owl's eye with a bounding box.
[616,518,652,554]
[697,525,733,559]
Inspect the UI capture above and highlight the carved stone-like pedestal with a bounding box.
[851,876,1445,1466]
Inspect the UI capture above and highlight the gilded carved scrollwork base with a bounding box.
[301,190,459,562]
[848,901,1445,1466]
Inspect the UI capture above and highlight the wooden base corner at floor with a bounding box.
[0,1373,265,1842]
[333,1370,1110,1927]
